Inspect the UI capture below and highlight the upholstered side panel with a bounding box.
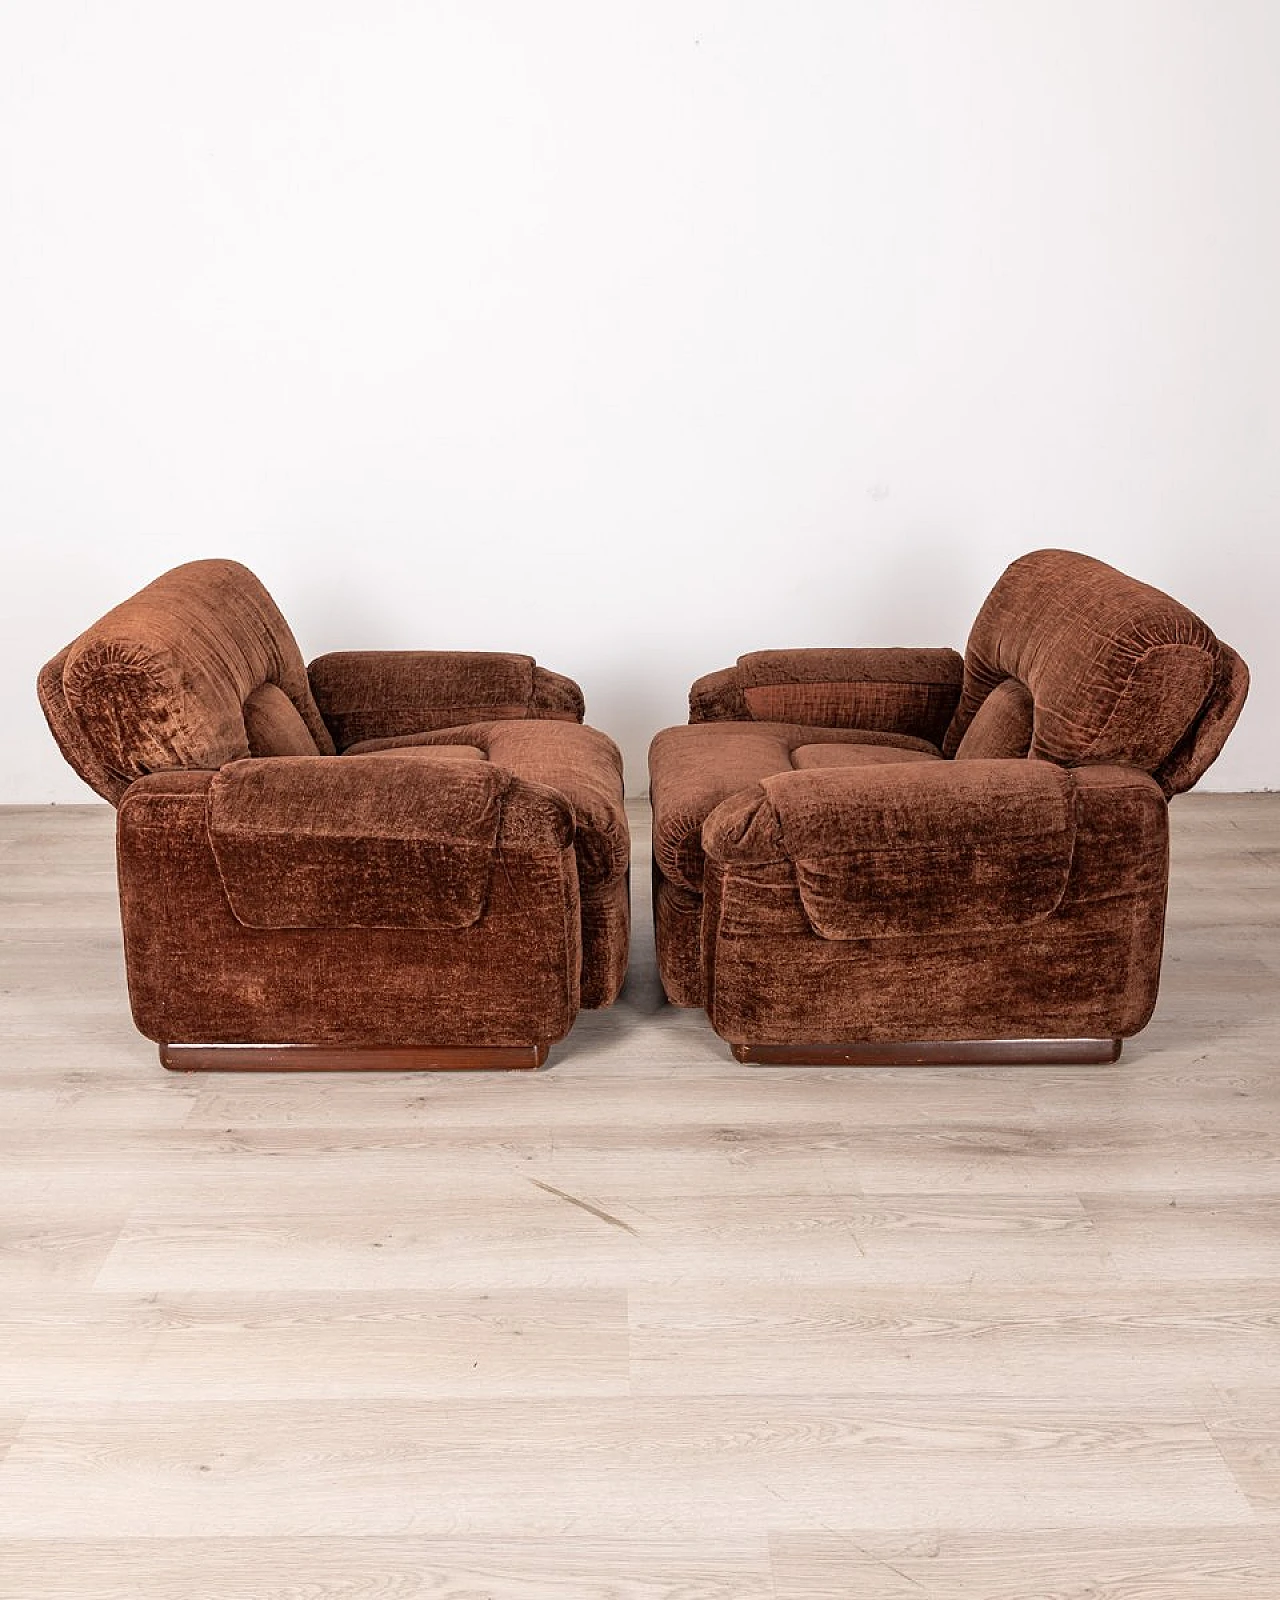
[653,871,707,1009]
[46,560,333,795]
[116,771,581,1047]
[580,875,631,1010]
[1158,642,1251,796]
[701,765,1169,1044]
[342,718,629,1009]
[943,550,1240,792]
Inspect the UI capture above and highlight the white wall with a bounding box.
[2,0,1276,800]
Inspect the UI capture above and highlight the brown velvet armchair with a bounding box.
[39,560,630,1070]
[649,550,1248,1064]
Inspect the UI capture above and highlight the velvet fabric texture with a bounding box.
[118,771,583,1048]
[691,647,963,747]
[242,683,324,758]
[942,549,1249,794]
[714,761,1077,941]
[207,756,538,931]
[650,550,1248,1046]
[39,560,335,802]
[952,677,1035,760]
[309,651,584,748]
[701,766,1170,1044]
[39,560,629,1055]
[650,722,943,896]
[340,720,631,1006]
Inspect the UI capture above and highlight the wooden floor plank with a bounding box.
[0,1289,629,1405]
[630,1280,1280,1398]
[0,1537,773,1599]
[0,1396,1251,1537]
[0,1121,874,1205]
[1200,1387,1280,1521]
[769,1527,1280,1598]
[1082,1192,1280,1279]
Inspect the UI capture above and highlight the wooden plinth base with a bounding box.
[732,1038,1122,1067]
[160,1042,549,1073]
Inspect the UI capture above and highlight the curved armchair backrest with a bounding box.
[38,560,334,804]
[943,549,1249,795]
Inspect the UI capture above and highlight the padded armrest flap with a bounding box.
[736,648,963,742]
[721,759,1077,940]
[207,756,515,930]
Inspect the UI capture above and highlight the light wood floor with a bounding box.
[0,794,1278,1598]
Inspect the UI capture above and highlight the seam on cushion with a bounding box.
[204,782,263,927]
[1074,643,1214,763]
[795,853,1076,936]
[1111,799,1148,1032]
[64,656,170,710]
[746,675,965,689]
[771,830,1075,861]
[780,728,942,757]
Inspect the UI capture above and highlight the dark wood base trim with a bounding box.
[160,1042,550,1073]
[731,1038,1123,1067]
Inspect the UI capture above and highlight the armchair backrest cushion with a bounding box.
[944,550,1248,794]
[38,560,335,803]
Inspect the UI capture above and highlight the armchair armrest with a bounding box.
[207,755,573,930]
[118,757,574,935]
[689,666,750,723]
[308,651,584,749]
[702,759,1166,941]
[690,648,963,745]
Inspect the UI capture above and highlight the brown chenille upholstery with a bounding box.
[650,550,1247,1051]
[39,560,628,1061]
